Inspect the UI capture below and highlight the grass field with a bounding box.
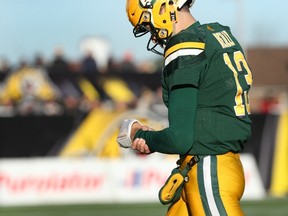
[0,197,287,216]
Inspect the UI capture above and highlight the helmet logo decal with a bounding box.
[140,0,154,8]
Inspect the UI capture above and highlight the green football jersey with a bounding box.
[162,21,252,155]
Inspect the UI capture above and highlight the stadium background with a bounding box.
[0,1,288,215]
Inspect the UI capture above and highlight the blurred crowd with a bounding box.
[0,48,287,117]
[0,49,163,117]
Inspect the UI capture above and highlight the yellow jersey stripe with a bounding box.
[164,49,204,66]
[165,42,205,58]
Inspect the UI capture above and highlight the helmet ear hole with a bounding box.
[159,3,166,15]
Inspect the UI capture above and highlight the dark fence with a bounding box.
[0,115,75,158]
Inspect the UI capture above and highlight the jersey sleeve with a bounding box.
[163,27,207,90]
[134,86,198,155]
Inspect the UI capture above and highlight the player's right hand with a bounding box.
[131,137,151,154]
[131,123,152,154]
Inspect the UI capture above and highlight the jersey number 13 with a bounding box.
[223,51,253,117]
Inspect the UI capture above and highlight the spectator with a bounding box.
[34,53,46,69]
[0,58,11,81]
[120,51,137,73]
[81,52,98,74]
[48,47,70,75]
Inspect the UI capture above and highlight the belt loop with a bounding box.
[187,155,200,169]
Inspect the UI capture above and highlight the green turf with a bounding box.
[241,197,288,216]
[0,198,287,216]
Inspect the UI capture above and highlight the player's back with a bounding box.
[193,22,252,155]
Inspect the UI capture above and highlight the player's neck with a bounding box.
[173,11,196,35]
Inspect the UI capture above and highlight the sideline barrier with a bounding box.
[0,153,265,206]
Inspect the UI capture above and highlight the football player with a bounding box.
[123,0,253,215]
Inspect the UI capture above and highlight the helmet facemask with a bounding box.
[133,11,168,55]
[131,1,177,56]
